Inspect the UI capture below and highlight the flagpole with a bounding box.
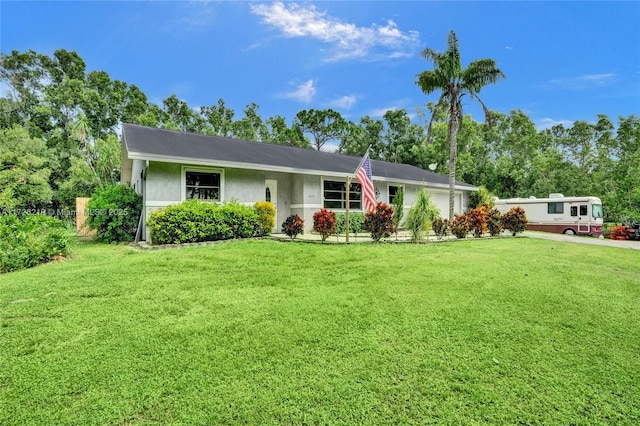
[345,175,350,244]
[347,145,373,244]
[352,145,372,179]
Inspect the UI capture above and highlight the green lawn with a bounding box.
[1,238,639,425]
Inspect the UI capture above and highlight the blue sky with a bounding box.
[2,1,639,141]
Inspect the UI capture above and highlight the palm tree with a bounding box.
[416,30,505,219]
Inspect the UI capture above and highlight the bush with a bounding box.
[487,208,504,237]
[364,202,394,242]
[147,200,230,244]
[219,201,259,239]
[432,217,450,240]
[469,186,495,209]
[0,214,69,273]
[391,187,405,239]
[450,213,472,239]
[468,204,492,238]
[282,214,304,240]
[502,206,528,236]
[313,208,336,242]
[405,189,440,242]
[254,201,276,236]
[146,199,260,245]
[85,183,142,243]
[335,212,364,236]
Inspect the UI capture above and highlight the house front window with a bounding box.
[185,170,221,201]
[388,185,403,204]
[323,180,362,210]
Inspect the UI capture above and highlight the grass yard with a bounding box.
[1,237,639,425]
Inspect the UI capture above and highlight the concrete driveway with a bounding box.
[523,231,640,250]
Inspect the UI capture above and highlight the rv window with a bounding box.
[580,205,588,216]
[592,204,603,219]
[547,202,564,214]
[570,206,577,217]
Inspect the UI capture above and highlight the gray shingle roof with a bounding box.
[122,123,476,189]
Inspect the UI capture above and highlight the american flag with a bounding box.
[355,152,376,213]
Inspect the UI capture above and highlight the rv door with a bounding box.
[577,204,589,233]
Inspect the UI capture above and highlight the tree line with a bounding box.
[1,48,638,221]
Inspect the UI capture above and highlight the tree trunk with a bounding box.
[448,103,459,220]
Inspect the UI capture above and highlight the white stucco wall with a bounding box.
[135,160,473,241]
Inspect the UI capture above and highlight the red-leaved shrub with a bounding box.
[313,208,336,242]
[364,202,395,242]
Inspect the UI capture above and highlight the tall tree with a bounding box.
[416,30,505,219]
[294,108,347,151]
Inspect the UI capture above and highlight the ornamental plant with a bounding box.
[254,201,276,236]
[502,206,528,236]
[405,189,439,242]
[147,200,231,244]
[281,214,304,240]
[487,207,504,237]
[432,217,450,240]
[335,212,364,236]
[391,186,405,240]
[450,213,472,239]
[364,202,395,242]
[468,204,492,237]
[313,208,337,242]
[219,200,260,239]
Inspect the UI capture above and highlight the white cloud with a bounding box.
[178,2,216,29]
[328,95,357,110]
[250,2,420,61]
[281,79,316,103]
[549,73,616,89]
[368,106,400,118]
[536,117,574,130]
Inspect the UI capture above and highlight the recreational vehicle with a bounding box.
[493,194,603,236]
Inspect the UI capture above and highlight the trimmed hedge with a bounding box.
[335,212,364,236]
[0,214,69,273]
[146,200,259,245]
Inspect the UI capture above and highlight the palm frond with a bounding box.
[424,95,449,145]
[462,58,506,93]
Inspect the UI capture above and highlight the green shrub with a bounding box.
[282,214,304,240]
[335,212,364,236]
[147,200,231,245]
[502,206,528,236]
[85,184,142,243]
[313,208,336,242]
[255,201,276,236]
[0,214,69,273]
[432,217,450,240]
[391,187,405,239]
[364,202,394,242]
[219,201,259,239]
[469,185,495,209]
[405,189,439,242]
[147,199,260,245]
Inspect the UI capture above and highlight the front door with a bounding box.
[577,204,590,233]
[265,179,277,232]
